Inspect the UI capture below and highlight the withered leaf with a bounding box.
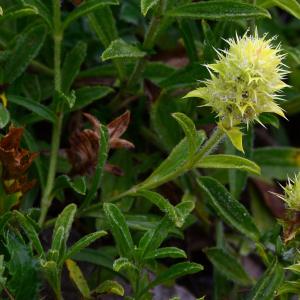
[67,111,134,176]
[0,126,38,194]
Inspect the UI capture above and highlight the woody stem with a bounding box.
[39,0,63,227]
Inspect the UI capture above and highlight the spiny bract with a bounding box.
[274,174,300,211]
[185,30,288,151]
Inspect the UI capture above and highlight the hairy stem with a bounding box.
[192,127,225,163]
[39,0,63,226]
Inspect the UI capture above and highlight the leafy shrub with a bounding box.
[1,0,300,299]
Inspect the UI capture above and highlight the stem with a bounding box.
[192,127,225,164]
[39,0,63,226]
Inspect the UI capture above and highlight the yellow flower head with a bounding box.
[184,29,289,151]
[273,174,300,211]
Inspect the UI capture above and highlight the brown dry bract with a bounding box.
[0,127,38,194]
[67,111,134,176]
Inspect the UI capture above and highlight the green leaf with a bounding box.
[14,211,44,257]
[259,113,279,128]
[253,147,300,180]
[53,175,86,196]
[40,260,60,296]
[151,94,184,151]
[178,19,199,62]
[145,247,187,260]
[88,6,126,80]
[94,280,124,296]
[102,39,146,61]
[113,257,137,273]
[172,112,198,157]
[197,154,260,175]
[23,0,52,27]
[202,20,216,62]
[22,128,46,190]
[6,233,40,300]
[88,7,118,48]
[140,131,206,190]
[53,204,77,254]
[250,185,276,233]
[258,0,300,19]
[0,104,10,128]
[4,23,47,83]
[50,226,65,261]
[64,231,107,260]
[160,63,208,90]
[144,62,176,84]
[8,95,56,123]
[62,0,119,30]
[73,248,114,271]
[65,259,90,298]
[286,263,300,275]
[277,280,300,296]
[205,247,252,286]
[138,216,172,258]
[82,124,109,207]
[0,5,38,24]
[104,203,134,258]
[145,262,203,291]
[246,259,284,300]
[56,90,76,109]
[61,41,87,93]
[175,200,195,227]
[73,86,114,111]
[134,190,179,226]
[197,177,260,241]
[167,1,271,20]
[141,0,159,16]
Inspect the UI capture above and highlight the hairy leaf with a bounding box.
[102,39,146,61]
[65,259,90,298]
[63,0,119,30]
[141,0,159,16]
[205,247,252,286]
[4,23,47,83]
[247,259,284,300]
[64,231,107,260]
[167,1,271,20]
[197,154,260,174]
[197,177,260,241]
[8,95,56,123]
[104,203,134,258]
[94,280,124,296]
[61,41,87,93]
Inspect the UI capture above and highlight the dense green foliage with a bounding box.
[1,0,300,299]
